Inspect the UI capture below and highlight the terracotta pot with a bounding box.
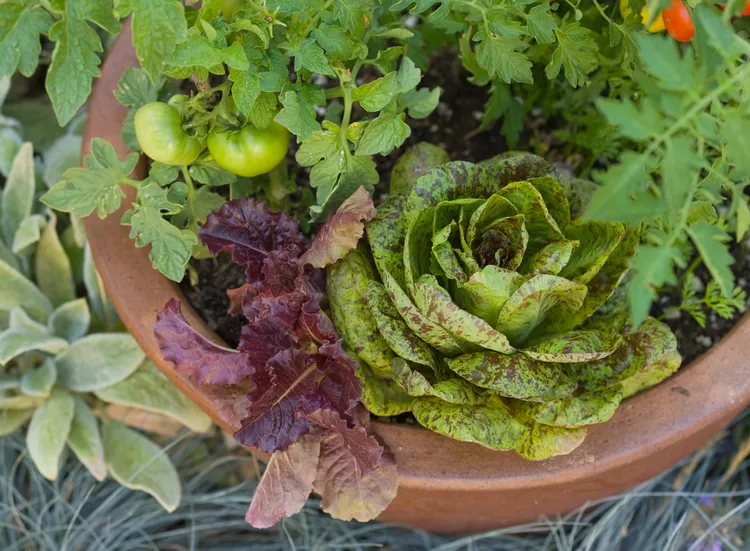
[83,22,750,534]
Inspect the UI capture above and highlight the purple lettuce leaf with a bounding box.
[298,341,362,426]
[246,434,321,528]
[257,248,302,295]
[154,299,256,385]
[313,416,398,522]
[156,198,398,527]
[296,305,338,345]
[300,187,376,269]
[226,283,255,316]
[200,198,306,284]
[305,409,382,473]
[238,289,304,362]
[234,348,319,452]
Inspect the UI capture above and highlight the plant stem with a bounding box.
[266,161,289,210]
[181,166,198,226]
[339,86,354,150]
[337,31,370,151]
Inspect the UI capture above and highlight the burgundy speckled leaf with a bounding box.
[154,299,257,385]
[516,422,587,461]
[199,198,305,283]
[301,187,376,269]
[246,435,321,528]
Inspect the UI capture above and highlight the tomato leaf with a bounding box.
[545,23,598,88]
[115,0,187,82]
[42,138,138,219]
[687,222,735,298]
[0,3,52,79]
[45,0,120,125]
[127,183,197,282]
[275,86,325,140]
[355,109,411,156]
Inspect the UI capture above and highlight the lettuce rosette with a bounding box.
[327,145,681,460]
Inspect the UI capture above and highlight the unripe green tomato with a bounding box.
[207,121,290,177]
[167,94,190,114]
[134,102,205,166]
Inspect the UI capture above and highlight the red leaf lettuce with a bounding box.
[154,197,395,527]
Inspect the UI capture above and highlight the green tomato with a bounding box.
[134,102,205,166]
[207,121,290,177]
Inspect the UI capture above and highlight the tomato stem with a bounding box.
[337,29,371,152]
[181,165,198,228]
[266,161,290,211]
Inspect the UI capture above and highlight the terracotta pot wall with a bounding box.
[82,21,750,534]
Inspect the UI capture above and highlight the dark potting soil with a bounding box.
[652,240,750,365]
[179,56,749,368]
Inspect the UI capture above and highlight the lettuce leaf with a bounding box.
[154,198,396,527]
[300,186,376,268]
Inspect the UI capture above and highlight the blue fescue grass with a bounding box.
[1,411,748,551]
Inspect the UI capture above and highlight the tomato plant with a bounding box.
[663,0,695,41]
[207,122,290,178]
[134,102,205,166]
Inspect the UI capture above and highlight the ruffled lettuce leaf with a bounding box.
[199,198,305,283]
[300,186,375,269]
[312,411,398,522]
[246,435,321,528]
[154,198,396,527]
[154,299,256,386]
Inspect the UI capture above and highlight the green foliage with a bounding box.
[392,0,750,326]
[42,135,207,282]
[327,147,681,460]
[30,0,444,278]
[1,138,211,506]
[673,274,747,329]
[583,10,750,325]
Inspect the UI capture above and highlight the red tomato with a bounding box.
[663,0,695,42]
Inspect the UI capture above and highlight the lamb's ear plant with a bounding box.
[0,132,212,512]
[328,145,681,460]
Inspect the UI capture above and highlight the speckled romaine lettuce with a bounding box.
[327,145,681,460]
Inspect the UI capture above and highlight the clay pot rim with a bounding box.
[83,23,750,496]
